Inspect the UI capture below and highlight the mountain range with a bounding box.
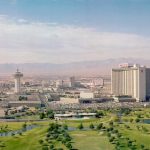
[0,58,150,76]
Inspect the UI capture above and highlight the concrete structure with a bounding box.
[80,92,94,99]
[0,108,5,117]
[13,69,23,94]
[146,68,150,99]
[70,76,75,87]
[61,80,72,88]
[8,101,41,107]
[55,113,96,120]
[58,97,79,104]
[111,64,146,102]
[113,96,136,102]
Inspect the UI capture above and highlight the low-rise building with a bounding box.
[80,92,94,99]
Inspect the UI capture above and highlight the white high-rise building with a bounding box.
[13,69,23,94]
[111,64,146,102]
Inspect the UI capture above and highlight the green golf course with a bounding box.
[0,108,150,150]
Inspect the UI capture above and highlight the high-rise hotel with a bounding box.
[111,63,150,102]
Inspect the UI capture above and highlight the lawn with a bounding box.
[1,108,150,150]
[0,120,115,150]
[118,123,150,149]
[0,126,46,150]
[70,130,115,150]
[0,122,25,131]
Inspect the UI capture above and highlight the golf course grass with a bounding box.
[70,130,115,150]
[0,108,150,150]
[0,126,46,150]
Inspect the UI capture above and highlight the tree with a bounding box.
[57,148,63,150]
[109,137,115,143]
[22,123,27,129]
[96,123,103,130]
[95,111,104,118]
[117,133,122,138]
[63,124,68,130]
[19,96,27,101]
[107,133,111,137]
[49,144,54,149]
[114,116,120,122]
[135,118,140,123]
[19,132,22,136]
[46,110,54,119]
[141,144,145,149]
[137,114,142,118]
[66,142,72,149]
[130,118,134,123]
[78,123,84,130]
[11,133,15,136]
[89,123,94,129]
[42,146,48,150]
[19,96,22,101]
[40,112,45,119]
[39,139,44,145]
[109,121,114,126]
[120,108,131,115]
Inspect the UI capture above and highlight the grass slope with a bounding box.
[70,130,115,150]
[0,126,46,150]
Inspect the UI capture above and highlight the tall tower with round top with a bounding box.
[13,69,23,94]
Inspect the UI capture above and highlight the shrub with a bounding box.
[95,111,104,118]
[66,142,72,149]
[40,113,45,119]
[49,144,54,149]
[78,123,84,130]
[135,118,140,123]
[109,121,114,126]
[130,118,134,123]
[96,123,103,130]
[22,123,27,129]
[63,124,68,130]
[141,144,145,149]
[109,137,115,143]
[89,123,94,129]
[107,133,111,137]
[42,146,48,150]
[39,139,44,145]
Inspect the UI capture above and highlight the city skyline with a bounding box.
[0,0,150,63]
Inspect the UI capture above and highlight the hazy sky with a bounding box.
[0,0,150,63]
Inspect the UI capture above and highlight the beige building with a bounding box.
[111,64,146,102]
[80,92,94,99]
[146,68,150,98]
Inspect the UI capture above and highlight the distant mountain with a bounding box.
[0,58,150,76]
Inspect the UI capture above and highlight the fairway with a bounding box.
[0,126,46,150]
[0,121,116,150]
[1,108,150,150]
[70,130,115,150]
[118,123,150,149]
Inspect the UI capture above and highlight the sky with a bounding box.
[0,0,150,63]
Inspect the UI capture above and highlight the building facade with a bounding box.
[80,92,94,99]
[13,69,23,94]
[146,68,150,99]
[111,64,146,102]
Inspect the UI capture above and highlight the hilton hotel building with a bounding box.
[111,63,150,102]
